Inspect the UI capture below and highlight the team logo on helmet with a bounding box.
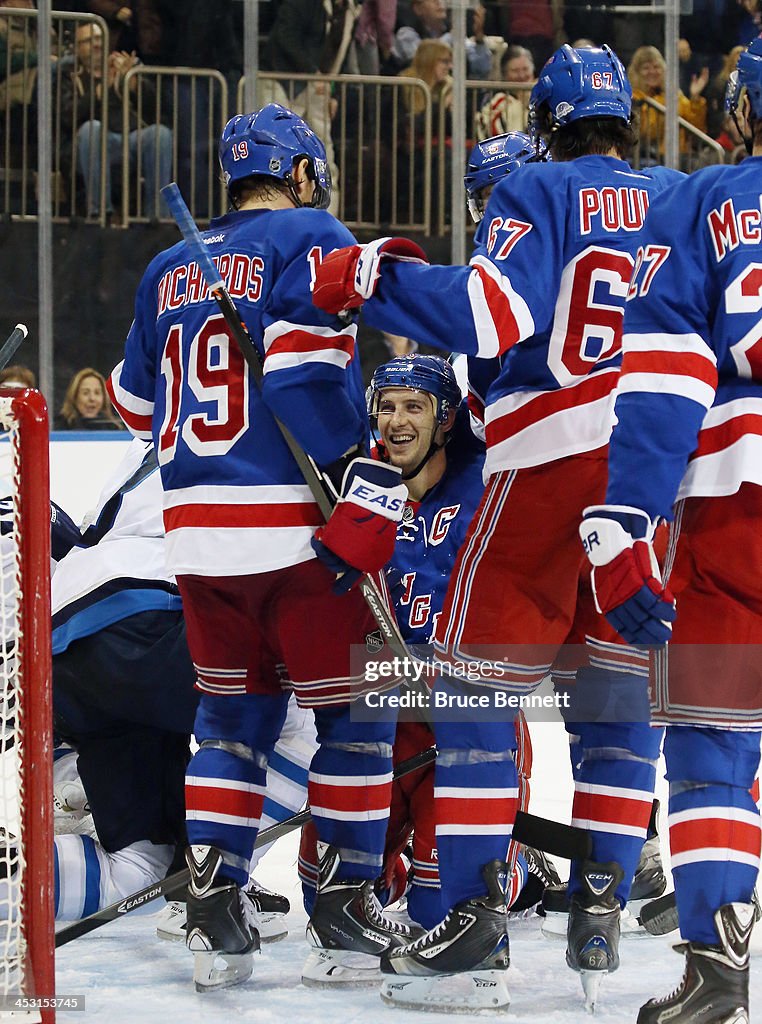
[555,101,574,120]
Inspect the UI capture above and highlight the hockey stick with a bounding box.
[160,183,411,666]
[158,185,600,873]
[54,745,437,947]
[0,324,27,373]
[637,890,678,935]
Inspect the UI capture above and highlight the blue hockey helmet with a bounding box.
[464,131,549,222]
[726,36,762,123]
[218,103,331,209]
[367,355,461,425]
[528,44,632,143]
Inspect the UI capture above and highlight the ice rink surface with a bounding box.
[54,722,762,1023]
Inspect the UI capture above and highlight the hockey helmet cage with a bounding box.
[368,355,461,425]
[219,103,331,209]
[464,131,549,222]
[727,37,762,123]
[528,44,632,144]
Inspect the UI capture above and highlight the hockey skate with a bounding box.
[379,860,511,1014]
[185,845,260,993]
[542,821,666,940]
[637,902,755,1024]
[157,879,290,944]
[509,845,562,915]
[628,800,668,917]
[566,860,624,1013]
[302,845,422,988]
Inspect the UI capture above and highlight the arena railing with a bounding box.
[632,95,725,173]
[237,72,433,235]
[120,65,228,226]
[1,10,109,224]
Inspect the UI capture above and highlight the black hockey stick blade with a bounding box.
[54,745,437,947]
[512,810,592,861]
[637,890,678,935]
[0,324,27,373]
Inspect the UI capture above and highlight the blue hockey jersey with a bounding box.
[386,409,486,645]
[608,157,762,519]
[364,157,676,475]
[108,207,367,577]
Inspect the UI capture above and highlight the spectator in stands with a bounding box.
[57,368,123,430]
[83,1,164,66]
[735,0,762,45]
[628,44,708,163]
[263,0,357,215]
[489,0,558,69]
[0,0,38,112]
[84,1,136,53]
[351,0,396,75]
[706,44,744,137]
[0,366,35,388]
[399,39,452,219]
[475,43,534,139]
[61,21,171,220]
[390,0,492,79]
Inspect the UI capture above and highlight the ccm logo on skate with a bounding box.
[117,887,162,913]
[587,873,614,896]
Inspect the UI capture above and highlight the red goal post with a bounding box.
[0,387,54,1023]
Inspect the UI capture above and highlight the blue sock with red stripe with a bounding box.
[186,692,289,885]
[665,725,762,945]
[433,691,518,910]
[310,704,396,882]
[570,718,661,905]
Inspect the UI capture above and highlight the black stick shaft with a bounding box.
[0,325,27,373]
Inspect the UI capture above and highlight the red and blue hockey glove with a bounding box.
[311,237,429,315]
[579,505,676,646]
[311,457,407,594]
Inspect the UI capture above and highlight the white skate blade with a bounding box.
[581,970,604,1014]
[302,948,383,988]
[380,971,511,1014]
[158,902,288,944]
[156,901,186,942]
[540,911,567,939]
[192,950,254,992]
[256,911,288,944]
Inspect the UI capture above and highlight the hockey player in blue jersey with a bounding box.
[580,39,762,1024]
[106,104,417,992]
[312,45,679,1012]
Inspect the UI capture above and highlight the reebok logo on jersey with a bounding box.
[203,234,225,244]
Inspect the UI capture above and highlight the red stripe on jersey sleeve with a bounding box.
[106,376,153,434]
[473,263,522,356]
[266,328,356,359]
